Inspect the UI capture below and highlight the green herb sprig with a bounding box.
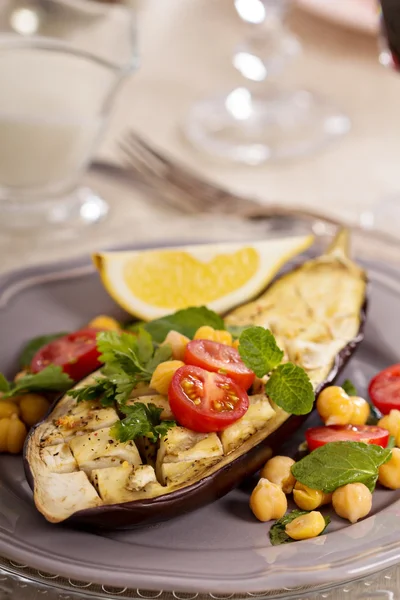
[111,402,176,443]
[291,441,392,493]
[0,366,73,399]
[238,326,314,415]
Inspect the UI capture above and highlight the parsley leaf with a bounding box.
[68,377,117,407]
[266,363,314,415]
[238,326,284,377]
[131,306,225,343]
[111,402,176,442]
[342,379,357,396]
[71,330,172,406]
[291,441,392,493]
[269,510,330,546]
[19,332,68,368]
[1,365,73,398]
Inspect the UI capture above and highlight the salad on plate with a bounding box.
[1,229,400,544]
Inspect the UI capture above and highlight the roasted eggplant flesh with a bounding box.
[24,232,367,527]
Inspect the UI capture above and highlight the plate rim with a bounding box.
[1,233,400,594]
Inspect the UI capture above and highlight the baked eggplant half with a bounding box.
[24,231,367,528]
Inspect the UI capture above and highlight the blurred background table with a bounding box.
[100,0,400,227]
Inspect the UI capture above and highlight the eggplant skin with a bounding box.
[23,230,368,529]
[23,310,365,530]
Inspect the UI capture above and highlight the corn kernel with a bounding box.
[285,511,326,541]
[232,339,240,350]
[378,410,400,444]
[316,386,353,425]
[293,482,332,511]
[194,326,233,346]
[379,447,400,490]
[88,315,120,331]
[150,361,185,395]
[162,330,190,361]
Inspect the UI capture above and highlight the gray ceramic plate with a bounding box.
[1,219,400,596]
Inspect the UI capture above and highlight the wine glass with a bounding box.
[359,0,400,234]
[0,0,137,232]
[184,0,350,166]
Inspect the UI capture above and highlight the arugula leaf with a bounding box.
[19,332,68,368]
[266,363,314,415]
[111,402,176,442]
[0,373,10,393]
[291,441,392,493]
[269,510,330,546]
[238,327,284,377]
[1,365,73,398]
[134,306,225,343]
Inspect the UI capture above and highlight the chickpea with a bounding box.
[349,396,370,425]
[150,360,185,395]
[19,394,51,427]
[194,326,233,346]
[0,401,20,419]
[285,511,326,541]
[378,410,400,444]
[379,447,400,490]
[249,478,287,522]
[316,386,353,425]
[332,483,372,523]
[260,456,296,494]
[88,315,121,331]
[293,482,332,511]
[162,330,190,361]
[0,414,27,454]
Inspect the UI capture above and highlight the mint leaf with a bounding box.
[112,402,176,443]
[138,306,225,343]
[238,327,284,377]
[266,362,314,415]
[342,379,357,397]
[0,373,10,393]
[225,324,249,339]
[19,332,68,368]
[291,441,392,493]
[269,510,330,546]
[3,365,73,398]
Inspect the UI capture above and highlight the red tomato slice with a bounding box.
[168,365,249,432]
[369,364,400,415]
[31,328,102,381]
[184,339,255,390]
[305,425,390,451]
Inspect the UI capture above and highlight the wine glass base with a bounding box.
[184,87,351,165]
[0,186,109,233]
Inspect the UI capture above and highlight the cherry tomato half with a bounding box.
[31,328,102,381]
[369,364,400,415]
[184,339,255,390]
[305,424,390,451]
[168,365,249,432]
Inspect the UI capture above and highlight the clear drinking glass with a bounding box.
[184,0,350,165]
[0,0,137,231]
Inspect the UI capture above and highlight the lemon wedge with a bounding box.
[93,235,314,320]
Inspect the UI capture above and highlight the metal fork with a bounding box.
[117,130,343,226]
